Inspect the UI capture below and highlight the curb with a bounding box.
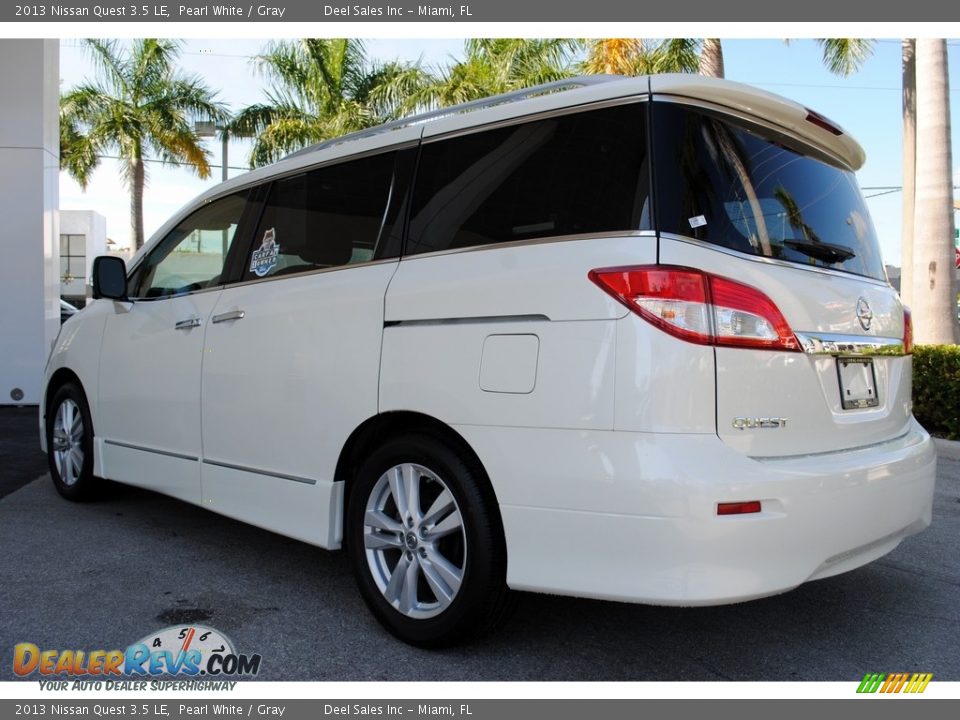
[933,437,960,461]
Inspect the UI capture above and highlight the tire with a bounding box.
[46,382,99,501]
[346,433,512,647]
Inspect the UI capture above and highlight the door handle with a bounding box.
[211,310,245,324]
[174,317,202,330]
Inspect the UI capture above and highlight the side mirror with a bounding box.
[92,256,129,301]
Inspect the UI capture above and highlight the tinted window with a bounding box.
[133,192,247,298]
[407,103,650,255]
[652,102,885,281]
[245,151,395,280]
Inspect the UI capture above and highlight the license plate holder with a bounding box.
[837,357,879,410]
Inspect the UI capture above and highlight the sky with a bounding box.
[58,37,960,268]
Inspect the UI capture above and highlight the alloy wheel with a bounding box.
[52,398,84,486]
[362,463,467,620]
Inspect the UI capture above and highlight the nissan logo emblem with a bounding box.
[856,297,873,331]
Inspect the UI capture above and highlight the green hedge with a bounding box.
[912,344,960,440]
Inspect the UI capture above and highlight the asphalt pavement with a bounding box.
[1,408,958,681]
[0,407,46,499]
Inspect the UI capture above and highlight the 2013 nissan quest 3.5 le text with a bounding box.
[42,74,937,647]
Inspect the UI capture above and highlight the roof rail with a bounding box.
[283,74,626,160]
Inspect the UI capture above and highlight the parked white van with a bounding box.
[42,74,937,647]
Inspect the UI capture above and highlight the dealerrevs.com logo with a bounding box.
[13,625,261,689]
[857,673,933,694]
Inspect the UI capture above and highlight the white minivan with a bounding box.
[42,74,937,647]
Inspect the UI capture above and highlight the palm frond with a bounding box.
[583,39,643,76]
[83,39,129,96]
[650,39,702,74]
[816,38,875,77]
[250,116,325,166]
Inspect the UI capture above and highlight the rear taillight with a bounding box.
[588,265,800,352]
[903,307,913,354]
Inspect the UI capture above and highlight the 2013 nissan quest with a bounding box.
[42,74,937,647]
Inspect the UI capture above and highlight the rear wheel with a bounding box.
[346,434,511,647]
[46,382,98,501]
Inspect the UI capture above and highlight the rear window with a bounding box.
[652,102,886,281]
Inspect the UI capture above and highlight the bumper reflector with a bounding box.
[717,501,762,516]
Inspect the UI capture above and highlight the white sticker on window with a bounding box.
[688,215,707,229]
[249,228,279,277]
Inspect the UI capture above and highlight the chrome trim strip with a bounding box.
[387,314,550,328]
[104,439,198,462]
[658,232,892,287]
[401,230,653,262]
[202,458,317,486]
[794,332,905,357]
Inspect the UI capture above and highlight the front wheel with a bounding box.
[346,434,512,647]
[46,382,98,501]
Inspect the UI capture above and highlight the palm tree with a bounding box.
[386,38,580,115]
[910,38,958,344]
[699,39,724,78]
[900,39,917,309]
[60,39,227,250]
[583,39,700,76]
[229,39,426,167]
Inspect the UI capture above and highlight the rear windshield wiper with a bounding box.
[783,239,856,263]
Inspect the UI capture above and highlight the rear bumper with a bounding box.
[459,420,936,605]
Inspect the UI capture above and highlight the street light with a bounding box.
[194,120,230,256]
[194,120,229,183]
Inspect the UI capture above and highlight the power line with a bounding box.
[876,40,960,45]
[864,188,903,199]
[182,50,256,59]
[747,81,960,92]
[863,185,960,191]
[93,154,249,172]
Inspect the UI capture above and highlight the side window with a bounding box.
[133,192,247,299]
[406,102,650,255]
[244,151,396,280]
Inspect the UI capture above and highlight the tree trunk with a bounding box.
[900,39,916,308]
[131,153,145,250]
[911,38,959,345]
[699,39,724,78]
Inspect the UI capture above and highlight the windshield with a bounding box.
[652,102,886,281]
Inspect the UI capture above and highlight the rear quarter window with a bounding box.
[407,102,651,255]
